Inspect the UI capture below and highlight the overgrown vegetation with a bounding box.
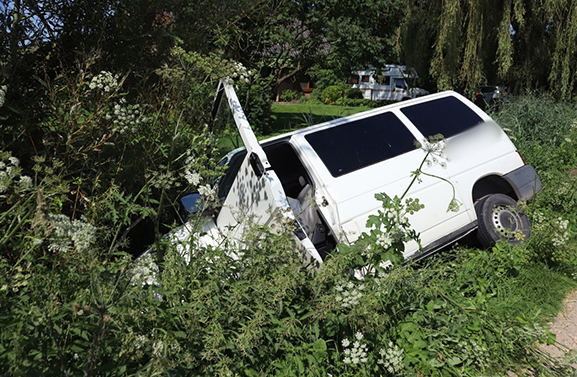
[2,1,577,374]
[1,72,576,375]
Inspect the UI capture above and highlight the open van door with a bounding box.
[211,80,323,266]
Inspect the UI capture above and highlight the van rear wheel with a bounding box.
[475,193,531,248]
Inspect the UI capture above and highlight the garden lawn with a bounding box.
[270,102,372,134]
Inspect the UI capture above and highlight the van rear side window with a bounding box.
[305,112,417,177]
[401,96,484,139]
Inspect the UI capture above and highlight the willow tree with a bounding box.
[398,0,577,99]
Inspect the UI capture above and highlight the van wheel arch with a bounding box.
[472,175,517,203]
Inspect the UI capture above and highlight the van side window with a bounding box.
[305,112,417,177]
[401,96,484,139]
[217,148,247,203]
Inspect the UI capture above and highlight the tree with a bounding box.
[398,0,577,99]
[172,0,406,90]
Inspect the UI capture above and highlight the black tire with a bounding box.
[475,193,531,248]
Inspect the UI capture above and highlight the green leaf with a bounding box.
[447,356,462,366]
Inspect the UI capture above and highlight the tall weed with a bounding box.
[492,95,577,272]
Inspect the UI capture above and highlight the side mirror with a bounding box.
[181,193,204,214]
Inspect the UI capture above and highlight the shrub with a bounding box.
[321,85,347,105]
[2,55,577,377]
[335,97,381,108]
[344,88,364,99]
[280,89,300,102]
[491,94,577,272]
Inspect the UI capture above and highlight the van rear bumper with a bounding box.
[503,165,542,201]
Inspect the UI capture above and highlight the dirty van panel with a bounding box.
[305,112,417,177]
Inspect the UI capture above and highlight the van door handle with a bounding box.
[249,152,265,178]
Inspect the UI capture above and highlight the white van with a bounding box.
[350,65,429,102]
[170,80,541,268]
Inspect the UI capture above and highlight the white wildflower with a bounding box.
[335,281,365,308]
[0,85,6,107]
[47,214,97,253]
[198,184,216,199]
[185,171,201,186]
[0,151,32,194]
[17,175,33,191]
[341,333,369,365]
[109,98,147,134]
[152,340,163,358]
[377,340,404,374]
[89,71,120,92]
[135,334,147,349]
[8,156,19,166]
[552,217,570,247]
[376,232,392,249]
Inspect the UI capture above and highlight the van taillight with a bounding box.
[517,151,526,165]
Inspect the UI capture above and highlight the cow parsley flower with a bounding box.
[377,340,404,374]
[183,154,202,186]
[48,214,97,253]
[552,217,570,247]
[376,232,392,249]
[341,332,369,365]
[109,98,148,134]
[89,71,120,92]
[0,85,7,107]
[335,282,365,308]
[198,184,216,199]
[0,151,32,194]
[152,340,164,358]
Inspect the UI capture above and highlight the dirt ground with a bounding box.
[539,289,577,370]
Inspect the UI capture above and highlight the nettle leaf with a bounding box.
[426,299,446,312]
[429,358,444,368]
[447,356,462,366]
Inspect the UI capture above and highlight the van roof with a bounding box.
[261,90,462,145]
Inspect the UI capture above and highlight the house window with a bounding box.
[361,75,370,83]
[299,81,314,93]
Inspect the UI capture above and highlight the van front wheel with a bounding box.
[475,193,531,248]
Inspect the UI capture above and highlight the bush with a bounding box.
[491,94,577,272]
[344,88,364,99]
[321,85,348,105]
[280,89,301,102]
[334,97,381,108]
[2,55,577,377]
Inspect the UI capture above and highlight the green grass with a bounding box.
[270,102,372,134]
[216,102,372,158]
